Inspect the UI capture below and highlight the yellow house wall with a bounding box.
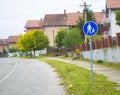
[9,43,17,49]
[0,45,8,53]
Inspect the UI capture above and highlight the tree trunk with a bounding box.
[33,50,35,57]
[30,51,32,57]
[59,48,61,56]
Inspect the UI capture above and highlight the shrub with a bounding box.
[97,60,103,64]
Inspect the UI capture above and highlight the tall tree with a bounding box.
[116,10,120,26]
[77,17,85,40]
[63,27,84,48]
[17,34,26,51]
[77,8,96,40]
[32,30,49,56]
[17,30,49,57]
[22,31,34,51]
[55,28,67,49]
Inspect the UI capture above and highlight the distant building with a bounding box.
[42,10,83,46]
[7,35,18,49]
[24,19,44,32]
[0,39,9,53]
[0,35,19,54]
[103,0,120,36]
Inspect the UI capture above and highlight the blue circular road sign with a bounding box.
[83,21,98,36]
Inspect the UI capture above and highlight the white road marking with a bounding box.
[0,62,18,84]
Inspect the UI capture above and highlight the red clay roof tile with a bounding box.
[7,36,18,43]
[94,12,104,24]
[66,13,82,26]
[0,39,8,45]
[107,0,120,9]
[43,12,104,27]
[42,14,67,26]
[25,20,43,28]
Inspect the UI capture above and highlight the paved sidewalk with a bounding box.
[48,57,120,91]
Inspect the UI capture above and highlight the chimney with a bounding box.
[102,9,105,14]
[64,9,66,14]
[41,18,43,21]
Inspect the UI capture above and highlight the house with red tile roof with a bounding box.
[24,19,44,32]
[7,35,18,49]
[0,35,19,57]
[103,0,120,36]
[42,10,104,47]
[0,39,9,53]
[42,11,67,47]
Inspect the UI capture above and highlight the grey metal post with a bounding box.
[90,37,93,83]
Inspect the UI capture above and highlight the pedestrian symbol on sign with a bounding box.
[87,23,95,34]
[83,21,98,36]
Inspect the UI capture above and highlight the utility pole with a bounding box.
[80,2,91,42]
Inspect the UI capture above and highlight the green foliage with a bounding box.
[97,60,103,64]
[9,47,18,53]
[22,31,34,51]
[77,8,103,41]
[97,24,103,35]
[17,34,26,51]
[32,30,49,50]
[55,28,67,48]
[41,58,120,95]
[77,17,85,40]
[116,10,120,26]
[63,27,84,48]
[13,53,17,57]
[86,9,96,21]
[87,34,102,42]
[77,8,96,40]
[3,48,7,54]
[17,30,49,56]
[75,48,80,55]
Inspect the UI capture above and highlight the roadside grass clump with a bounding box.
[40,58,120,95]
[96,60,103,64]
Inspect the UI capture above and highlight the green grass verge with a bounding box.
[39,58,120,95]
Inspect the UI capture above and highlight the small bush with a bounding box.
[97,60,103,64]
[13,53,17,57]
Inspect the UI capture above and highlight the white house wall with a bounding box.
[80,46,120,63]
[110,10,120,36]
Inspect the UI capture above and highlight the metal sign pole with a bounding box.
[90,37,93,83]
[83,21,98,84]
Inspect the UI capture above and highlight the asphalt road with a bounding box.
[0,58,66,95]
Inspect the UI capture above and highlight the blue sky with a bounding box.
[0,0,105,38]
